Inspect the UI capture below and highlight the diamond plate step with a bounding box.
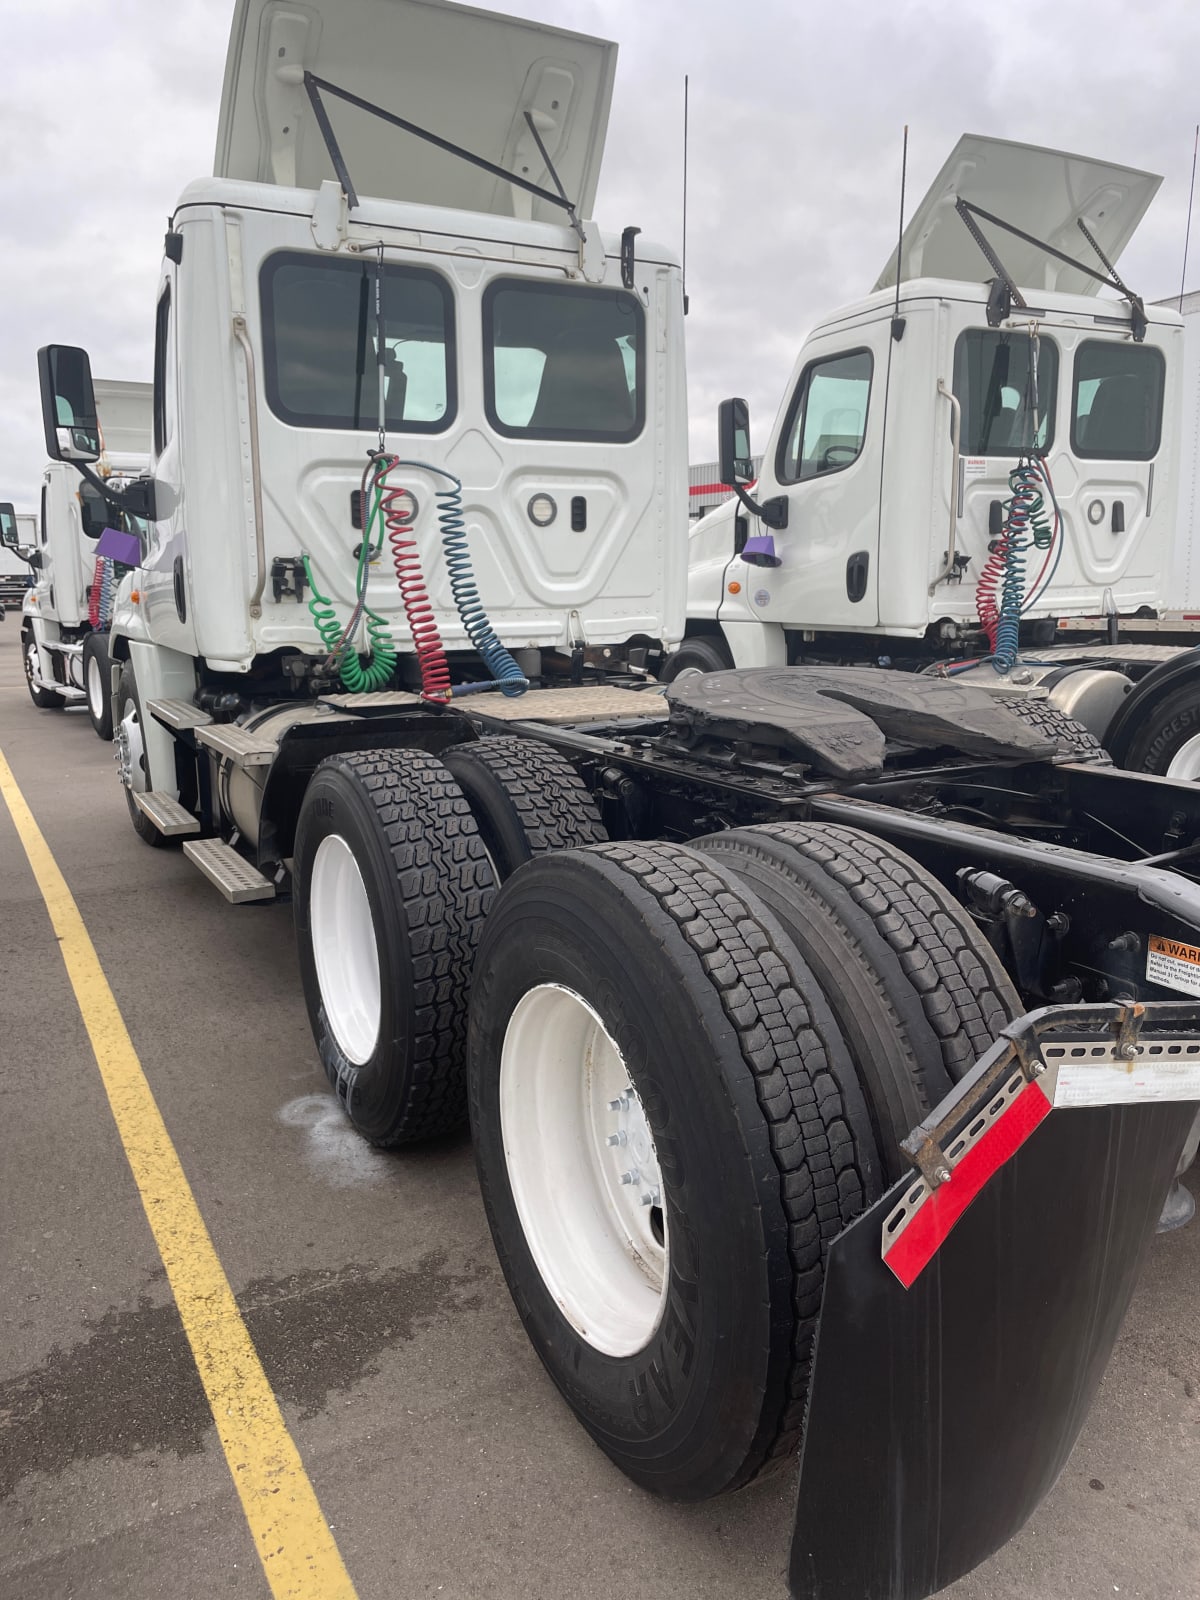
[183,839,276,902]
[132,791,201,836]
[193,723,277,767]
[147,697,213,731]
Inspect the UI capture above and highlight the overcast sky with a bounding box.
[2,0,1198,508]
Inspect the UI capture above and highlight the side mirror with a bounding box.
[0,502,18,549]
[718,398,755,486]
[38,345,101,463]
[78,480,111,540]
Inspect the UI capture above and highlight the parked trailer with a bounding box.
[34,6,1200,1596]
[18,379,150,737]
[672,135,1200,778]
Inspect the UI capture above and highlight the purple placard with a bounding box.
[95,526,141,566]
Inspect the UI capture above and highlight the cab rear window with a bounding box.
[1071,340,1165,460]
[953,330,1058,455]
[260,252,455,433]
[483,280,644,442]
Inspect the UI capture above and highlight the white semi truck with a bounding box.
[672,135,1200,777]
[0,508,36,617]
[17,379,151,736]
[32,7,1200,1596]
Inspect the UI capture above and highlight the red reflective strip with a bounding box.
[883,1081,1052,1289]
[688,480,757,496]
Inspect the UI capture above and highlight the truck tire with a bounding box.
[1005,696,1112,763]
[1115,682,1200,779]
[22,632,63,710]
[294,748,496,1147]
[442,735,606,880]
[695,824,1022,1123]
[116,662,175,848]
[659,634,732,682]
[83,631,114,740]
[468,841,878,1499]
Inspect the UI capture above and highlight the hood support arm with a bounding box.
[956,197,1146,341]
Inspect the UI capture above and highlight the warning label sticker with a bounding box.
[1146,934,1200,998]
[963,457,989,478]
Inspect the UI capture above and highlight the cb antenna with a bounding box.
[682,75,690,314]
[1180,123,1199,313]
[892,124,909,341]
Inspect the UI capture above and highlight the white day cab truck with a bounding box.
[33,6,1200,1596]
[674,135,1200,779]
[14,379,151,737]
[0,507,37,618]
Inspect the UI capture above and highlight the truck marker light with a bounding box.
[727,581,741,594]
[130,589,140,603]
[882,1075,1051,1288]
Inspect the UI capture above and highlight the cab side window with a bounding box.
[777,349,873,484]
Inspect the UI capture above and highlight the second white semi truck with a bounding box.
[17,379,151,736]
[672,134,1200,779]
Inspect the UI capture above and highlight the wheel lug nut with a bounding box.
[606,1131,627,1147]
[620,1169,640,1186]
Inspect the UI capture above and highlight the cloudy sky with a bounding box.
[1,0,1198,508]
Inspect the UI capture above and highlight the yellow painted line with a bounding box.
[0,748,359,1600]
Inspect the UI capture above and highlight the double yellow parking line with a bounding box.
[0,750,358,1599]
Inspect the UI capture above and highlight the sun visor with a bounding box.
[875,133,1161,296]
[214,0,617,222]
[93,380,152,456]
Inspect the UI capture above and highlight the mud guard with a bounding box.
[789,1002,1200,1600]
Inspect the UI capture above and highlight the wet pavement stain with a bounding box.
[239,1250,490,1420]
[0,1250,490,1497]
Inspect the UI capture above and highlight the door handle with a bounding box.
[846,551,870,604]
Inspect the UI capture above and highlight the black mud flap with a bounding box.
[789,1002,1200,1600]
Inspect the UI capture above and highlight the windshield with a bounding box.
[1072,340,1165,460]
[260,252,455,433]
[953,330,1058,456]
[484,280,644,442]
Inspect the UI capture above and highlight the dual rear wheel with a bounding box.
[291,736,1019,1498]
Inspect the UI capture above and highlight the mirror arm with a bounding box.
[68,460,156,523]
[731,481,789,529]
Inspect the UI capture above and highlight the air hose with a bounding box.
[385,459,528,699]
[975,456,1059,671]
[88,556,116,629]
[301,454,526,700]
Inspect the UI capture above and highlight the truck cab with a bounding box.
[41,0,683,786]
[682,134,1180,669]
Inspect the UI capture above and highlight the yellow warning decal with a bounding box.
[1147,934,1200,997]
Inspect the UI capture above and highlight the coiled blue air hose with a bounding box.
[390,461,527,698]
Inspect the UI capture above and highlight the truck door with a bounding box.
[736,323,888,629]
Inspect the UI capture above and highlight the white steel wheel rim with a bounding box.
[24,639,38,685]
[309,833,382,1067]
[1167,733,1200,781]
[86,654,105,719]
[118,698,147,793]
[500,984,668,1357]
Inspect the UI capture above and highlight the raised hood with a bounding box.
[94,380,152,457]
[214,0,616,223]
[875,133,1161,297]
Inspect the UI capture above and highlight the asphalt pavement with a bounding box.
[0,620,1197,1599]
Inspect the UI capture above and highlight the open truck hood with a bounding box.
[214,0,616,222]
[94,379,151,456]
[875,133,1161,296]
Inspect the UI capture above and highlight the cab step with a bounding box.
[147,697,213,731]
[132,791,201,836]
[182,838,276,902]
[193,723,276,767]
